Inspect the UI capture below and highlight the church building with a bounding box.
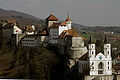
[78,36,114,80]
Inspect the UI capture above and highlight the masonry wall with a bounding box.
[3,28,13,43]
[66,37,87,60]
[85,75,114,80]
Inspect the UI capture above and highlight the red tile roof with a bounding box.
[50,22,67,28]
[116,57,120,60]
[25,25,34,32]
[46,14,59,21]
[6,19,16,23]
[58,29,82,38]
[38,29,49,36]
[3,23,14,29]
[65,17,71,21]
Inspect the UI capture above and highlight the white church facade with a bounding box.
[78,36,114,80]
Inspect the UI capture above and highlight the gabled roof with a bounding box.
[23,34,37,38]
[6,19,16,23]
[65,17,71,21]
[46,14,59,21]
[50,22,67,28]
[116,57,120,60]
[38,28,49,36]
[3,23,14,29]
[79,53,88,60]
[88,35,93,44]
[58,29,82,38]
[25,25,35,32]
[50,22,61,28]
[104,35,108,43]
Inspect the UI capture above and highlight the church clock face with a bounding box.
[99,56,102,60]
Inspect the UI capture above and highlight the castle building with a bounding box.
[37,28,49,46]
[21,34,40,47]
[1,22,22,45]
[45,14,59,29]
[58,29,87,68]
[45,14,72,44]
[25,25,35,35]
[78,36,113,80]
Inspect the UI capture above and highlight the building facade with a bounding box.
[58,29,87,68]
[78,36,113,80]
[21,35,40,47]
[45,14,72,44]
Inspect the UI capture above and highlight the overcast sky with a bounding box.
[0,0,120,26]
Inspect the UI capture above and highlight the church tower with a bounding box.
[104,35,111,57]
[65,13,71,29]
[88,36,95,58]
[45,14,59,29]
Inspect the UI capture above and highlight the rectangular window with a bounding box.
[108,66,109,69]
[98,70,103,74]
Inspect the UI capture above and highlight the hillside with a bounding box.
[0,8,39,20]
[0,8,44,29]
[0,8,87,30]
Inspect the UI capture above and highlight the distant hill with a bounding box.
[72,23,87,31]
[0,8,39,20]
[0,8,87,30]
[0,8,45,30]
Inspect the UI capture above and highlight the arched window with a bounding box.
[92,51,94,55]
[98,62,104,69]
[108,51,109,54]
[98,62,104,74]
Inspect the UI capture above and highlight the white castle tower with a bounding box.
[65,13,71,29]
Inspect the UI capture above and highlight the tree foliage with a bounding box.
[0,45,58,79]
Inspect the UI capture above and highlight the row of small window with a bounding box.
[91,62,110,65]
[91,51,110,55]
[22,40,35,42]
[60,25,66,27]
[91,62,110,70]
[49,38,58,40]
[22,43,35,45]
[50,34,58,37]
[52,31,58,33]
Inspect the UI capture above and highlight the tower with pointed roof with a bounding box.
[104,35,111,57]
[45,14,59,29]
[88,35,95,58]
[65,14,71,29]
